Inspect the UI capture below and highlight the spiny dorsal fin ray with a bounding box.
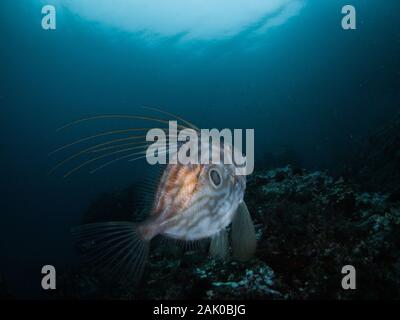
[48,106,199,177]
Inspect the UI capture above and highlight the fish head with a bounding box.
[198,161,246,211]
[181,139,247,219]
[154,138,247,240]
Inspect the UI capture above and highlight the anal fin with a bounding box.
[231,202,257,261]
[209,228,229,261]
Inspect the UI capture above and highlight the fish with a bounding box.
[51,108,256,284]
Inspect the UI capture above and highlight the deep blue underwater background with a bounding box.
[0,0,399,298]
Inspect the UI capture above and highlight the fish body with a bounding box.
[74,133,254,283]
[142,162,245,241]
[138,138,246,241]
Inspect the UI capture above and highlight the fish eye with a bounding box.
[209,168,222,188]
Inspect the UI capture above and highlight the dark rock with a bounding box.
[274,171,286,182]
[292,166,304,176]
[333,192,356,215]
[387,192,400,203]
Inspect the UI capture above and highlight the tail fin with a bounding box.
[72,221,150,285]
[231,202,257,261]
[209,228,229,260]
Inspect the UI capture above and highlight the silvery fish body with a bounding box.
[74,137,254,283]
[136,139,246,241]
[149,163,245,240]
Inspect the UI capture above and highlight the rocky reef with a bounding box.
[246,166,400,299]
[56,165,400,300]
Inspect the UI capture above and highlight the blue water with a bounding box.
[0,0,399,297]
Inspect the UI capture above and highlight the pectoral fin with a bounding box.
[209,228,229,260]
[231,202,257,261]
